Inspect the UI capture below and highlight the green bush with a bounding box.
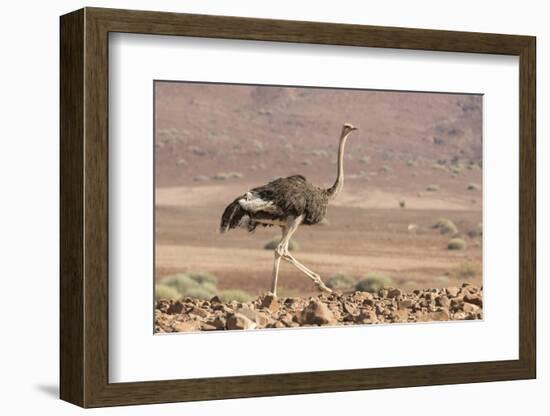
[213,171,243,180]
[431,163,447,171]
[155,284,180,301]
[467,223,483,238]
[467,183,481,191]
[432,218,458,235]
[355,274,394,293]
[227,171,244,179]
[161,272,218,297]
[426,184,440,192]
[184,286,217,300]
[162,274,200,294]
[326,273,357,290]
[218,289,254,303]
[213,172,230,180]
[448,238,466,250]
[450,165,462,175]
[264,238,299,251]
[186,271,218,286]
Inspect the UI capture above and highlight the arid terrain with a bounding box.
[154,82,482,311]
[155,284,483,333]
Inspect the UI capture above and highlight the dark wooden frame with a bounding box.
[60,7,536,408]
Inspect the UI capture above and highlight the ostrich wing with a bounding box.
[220,174,326,233]
[249,175,308,217]
[251,175,327,225]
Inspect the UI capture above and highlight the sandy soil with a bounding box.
[155,182,482,296]
[154,82,483,298]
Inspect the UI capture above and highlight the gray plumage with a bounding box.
[220,174,329,233]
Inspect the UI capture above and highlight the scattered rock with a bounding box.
[167,301,186,315]
[189,306,210,318]
[463,293,483,307]
[398,299,414,309]
[201,323,218,331]
[172,320,201,332]
[156,299,171,313]
[453,311,467,320]
[424,292,437,301]
[343,302,358,315]
[436,295,451,308]
[226,313,257,330]
[463,303,481,314]
[210,295,222,304]
[446,287,460,298]
[298,299,337,325]
[155,286,483,332]
[387,288,403,299]
[428,309,450,321]
[282,318,300,328]
[357,309,379,324]
[208,316,226,330]
[237,307,273,327]
[392,309,409,322]
[260,293,279,313]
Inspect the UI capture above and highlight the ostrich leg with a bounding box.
[282,251,332,293]
[281,217,332,293]
[271,226,288,296]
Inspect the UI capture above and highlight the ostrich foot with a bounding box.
[315,280,333,293]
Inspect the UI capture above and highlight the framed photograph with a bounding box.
[60,7,536,408]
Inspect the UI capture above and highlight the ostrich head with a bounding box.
[342,123,359,134]
[342,123,358,136]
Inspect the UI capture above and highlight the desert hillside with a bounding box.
[154,82,483,301]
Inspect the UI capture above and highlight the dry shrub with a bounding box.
[467,223,483,238]
[448,238,466,250]
[218,289,254,303]
[356,274,393,293]
[161,272,218,298]
[326,273,357,290]
[155,284,180,301]
[432,218,458,235]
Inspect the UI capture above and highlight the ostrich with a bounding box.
[220,123,358,296]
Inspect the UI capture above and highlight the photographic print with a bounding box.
[154,81,483,333]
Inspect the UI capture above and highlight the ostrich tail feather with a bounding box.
[220,197,247,233]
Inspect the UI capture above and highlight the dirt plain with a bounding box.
[154,82,483,299]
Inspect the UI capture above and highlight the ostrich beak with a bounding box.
[343,123,358,131]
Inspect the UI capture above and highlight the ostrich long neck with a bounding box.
[326,132,350,200]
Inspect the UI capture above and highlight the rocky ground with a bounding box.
[155,283,483,332]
